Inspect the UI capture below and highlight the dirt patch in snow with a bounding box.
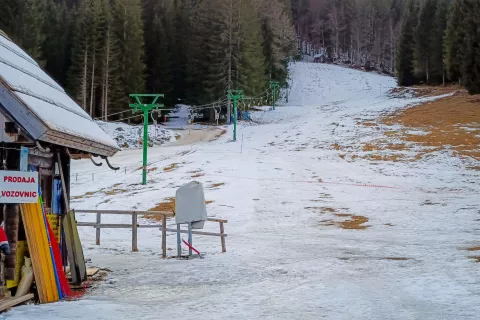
[381,257,409,261]
[163,163,179,172]
[466,246,480,252]
[383,91,480,160]
[469,257,480,263]
[145,198,214,221]
[316,207,370,230]
[189,170,204,178]
[209,183,225,189]
[357,89,480,162]
[337,214,369,230]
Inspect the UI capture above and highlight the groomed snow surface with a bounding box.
[4,62,480,320]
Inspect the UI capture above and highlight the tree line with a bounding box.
[0,0,296,120]
[291,0,480,94]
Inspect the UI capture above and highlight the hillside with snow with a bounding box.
[7,62,479,320]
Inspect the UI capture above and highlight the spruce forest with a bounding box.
[293,0,479,93]
[0,0,478,121]
[0,0,296,120]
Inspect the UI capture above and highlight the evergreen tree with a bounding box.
[111,0,146,111]
[171,0,190,101]
[414,0,436,83]
[68,0,95,110]
[430,0,449,84]
[142,0,174,105]
[239,0,267,96]
[43,0,74,86]
[462,0,480,94]
[100,0,123,120]
[0,0,23,41]
[19,0,48,64]
[444,0,466,83]
[342,0,356,61]
[396,0,418,86]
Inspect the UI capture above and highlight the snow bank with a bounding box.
[96,121,179,149]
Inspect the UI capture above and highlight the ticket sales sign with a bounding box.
[0,171,39,203]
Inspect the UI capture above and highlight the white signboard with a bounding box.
[0,171,39,203]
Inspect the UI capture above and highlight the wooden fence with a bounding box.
[73,209,227,258]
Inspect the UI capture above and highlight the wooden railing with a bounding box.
[73,209,227,258]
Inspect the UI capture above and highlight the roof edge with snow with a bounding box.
[0,33,119,157]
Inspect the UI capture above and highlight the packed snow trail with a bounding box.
[5,62,479,320]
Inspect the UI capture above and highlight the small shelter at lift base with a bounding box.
[0,30,119,306]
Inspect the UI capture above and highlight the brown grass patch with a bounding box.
[189,170,204,178]
[334,213,352,217]
[146,198,213,221]
[382,257,409,261]
[384,223,394,226]
[339,215,369,230]
[104,188,128,196]
[468,256,480,262]
[332,143,341,150]
[210,183,225,188]
[362,143,378,152]
[71,191,97,200]
[361,122,378,127]
[317,207,370,230]
[163,163,179,172]
[361,154,405,162]
[191,173,204,178]
[355,88,480,162]
[383,91,480,160]
[466,246,480,251]
[149,197,176,213]
[467,166,480,171]
[148,167,158,173]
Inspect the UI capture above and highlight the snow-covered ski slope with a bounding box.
[6,62,479,320]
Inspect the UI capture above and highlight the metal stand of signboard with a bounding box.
[176,222,193,258]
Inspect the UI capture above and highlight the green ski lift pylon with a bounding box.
[129,93,164,185]
[270,81,280,110]
[227,90,244,142]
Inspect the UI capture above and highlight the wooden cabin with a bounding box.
[0,32,119,299]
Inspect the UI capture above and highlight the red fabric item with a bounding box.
[0,226,8,246]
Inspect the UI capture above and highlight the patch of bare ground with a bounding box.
[103,188,128,196]
[145,198,214,221]
[189,170,204,178]
[356,89,480,162]
[72,189,121,200]
[338,214,369,230]
[469,257,480,263]
[163,163,179,172]
[317,207,370,230]
[209,183,225,188]
[381,257,409,261]
[466,246,480,251]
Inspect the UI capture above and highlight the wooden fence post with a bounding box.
[95,213,101,245]
[220,222,226,253]
[132,213,138,252]
[162,215,167,259]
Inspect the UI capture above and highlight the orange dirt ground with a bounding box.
[357,87,480,163]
